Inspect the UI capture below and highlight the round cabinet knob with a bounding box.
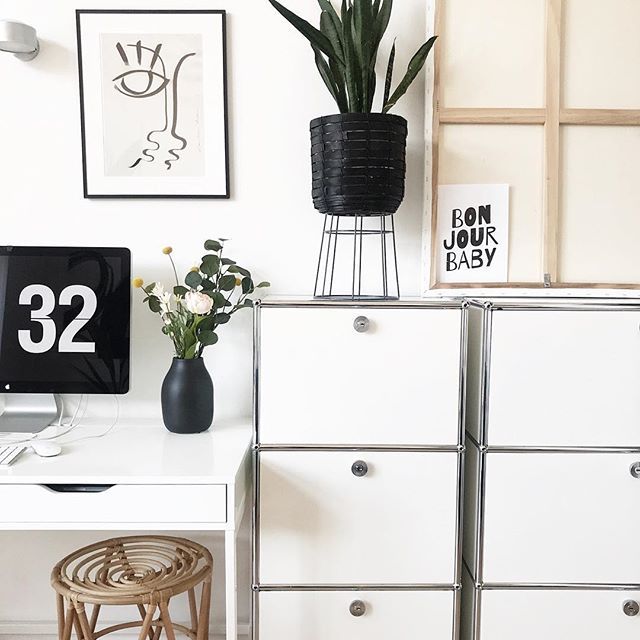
[353,316,370,333]
[349,600,366,617]
[630,463,640,479]
[623,600,640,617]
[351,460,369,477]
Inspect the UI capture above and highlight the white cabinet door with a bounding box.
[488,310,640,447]
[259,451,458,584]
[482,453,640,584]
[259,307,462,445]
[259,590,454,640]
[481,590,640,640]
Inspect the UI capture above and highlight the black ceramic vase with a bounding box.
[161,358,213,434]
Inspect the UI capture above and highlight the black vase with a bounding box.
[310,112,408,216]
[161,358,213,434]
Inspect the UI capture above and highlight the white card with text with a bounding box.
[436,184,509,284]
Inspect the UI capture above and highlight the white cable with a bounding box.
[63,394,120,444]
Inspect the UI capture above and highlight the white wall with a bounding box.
[0,0,430,635]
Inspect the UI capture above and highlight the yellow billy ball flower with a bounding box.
[132,277,144,288]
[190,266,199,272]
[235,277,242,286]
[162,246,173,255]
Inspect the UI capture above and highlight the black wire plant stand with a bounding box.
[313,212,400,301]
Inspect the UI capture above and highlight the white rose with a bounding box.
[184,290,214,315]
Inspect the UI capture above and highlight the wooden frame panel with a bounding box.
[428,0,640,290]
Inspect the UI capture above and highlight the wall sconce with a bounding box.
[0,20,39,61]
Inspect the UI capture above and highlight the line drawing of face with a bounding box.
[112,40,196,171]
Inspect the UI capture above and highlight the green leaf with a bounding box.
[174,285,188,297]
[353,0,374,108]
[200,278,215,291]
[313,44,343,110]
[184,343,198,359]
[221,257,236,265]
[320,9,344,61]
[198,330,219,346]
[241,276,254,294]
[148,297,161,313]
[142,282,156,295]
[342,6,360,111]
[219,274,237,291]
[383,39,395,108]
[383,35,437,113]
[268,0,344,64]
[226,264,251,277]
[201,254,221,276]
[210,291,229,308]
[204,239,223,252]
[214,312,231,325]
[198,315,216,331]
[376,0,392,45]
[185,270,202,288]
[256,281,271,288]
[243,299,254,308]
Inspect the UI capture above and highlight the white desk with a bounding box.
[0,418,253,640]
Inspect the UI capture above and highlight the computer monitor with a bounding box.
[0,246,130,432]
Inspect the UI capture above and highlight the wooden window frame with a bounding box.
[428,0,640,290]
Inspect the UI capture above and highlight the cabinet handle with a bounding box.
[623,600,639,617]
[353,316,370,333]
[349,600,366,617]
[351,460,369,477]
[630,463,640,479]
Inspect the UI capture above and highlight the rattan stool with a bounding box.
[51,535,213,640]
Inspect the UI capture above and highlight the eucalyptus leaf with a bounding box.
[256,281,271,288]
[198,330,219,346]
[200,279,215,291]
[174,285,188,297]
[143,283,156,295]
[201,254,221,276]
[148,297,161,313]
[214,312,231,325]
[219,274,237,291]
[204,239,223,252]
[221,258,236,265]
[185,270,203,288]
[241,276,254,294]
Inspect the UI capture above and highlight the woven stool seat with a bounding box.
[51,535,213,640]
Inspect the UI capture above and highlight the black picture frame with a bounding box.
[76,10,230,199]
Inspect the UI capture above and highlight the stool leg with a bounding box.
[89,604,101,633]
[56,594,65,639]
[61,602,75,640]
[196,579,212,640]
[137,604,155,640]
[158,600,177,640]
[137,604,157,640]
[151,626,162,640]
[75,603,95,640]
[188,588,198,633]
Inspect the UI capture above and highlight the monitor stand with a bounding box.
[0,394,58,433]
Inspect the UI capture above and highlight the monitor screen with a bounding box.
[0,247,130,394]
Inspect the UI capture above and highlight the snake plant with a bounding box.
[268,0,437,114]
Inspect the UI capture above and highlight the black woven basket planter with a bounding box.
[310,113,408,217]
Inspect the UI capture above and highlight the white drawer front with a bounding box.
[488,310,640,447]
[481,589,640,640]
[259,590,454,640]
[259,307,462,446]
[259,451,458,584]
[483,453,640,583]
[0,484,226,527]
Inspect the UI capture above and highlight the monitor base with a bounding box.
[0,394,58,433]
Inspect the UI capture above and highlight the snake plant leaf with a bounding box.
[383,35,437,113]
[353,0,374,107]
[313,44,348,112]
[383,39,396,108]
[320,10,344,60]
[268,0,344,65]
[375,0,393,45]
[342,5,361,111]
[318,0,343,33]
[367,66,377,112]
[329,56,349,112]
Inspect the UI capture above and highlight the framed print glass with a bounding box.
[76,10,229,199]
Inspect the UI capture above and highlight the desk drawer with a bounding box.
[259,590,454,640]
[258,307,462,446]
[480,590,640,640]
[483,453,640,583]
[259,451,458,584]
[0,484,226,526]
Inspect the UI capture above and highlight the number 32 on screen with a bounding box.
[18,284,97,354]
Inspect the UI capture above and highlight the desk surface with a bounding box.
[0,417,253,485]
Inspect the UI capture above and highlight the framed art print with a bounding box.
[76,10,229,199]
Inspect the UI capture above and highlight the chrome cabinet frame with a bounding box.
[252,298,469,640]
[462,298,640,640]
